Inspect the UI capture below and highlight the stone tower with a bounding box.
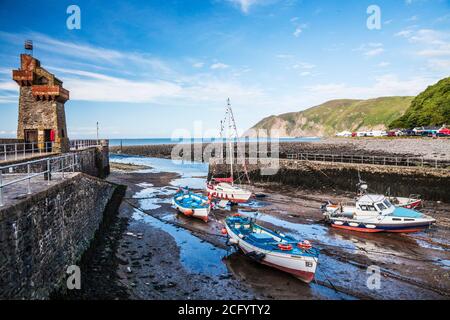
[12,44,70,153]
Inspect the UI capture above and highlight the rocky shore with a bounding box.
[110,137,450,161]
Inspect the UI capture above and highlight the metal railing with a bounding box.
[69,139,100,150]
[0,142,54,162]
[285,152,450,169]
[0,153,79,207]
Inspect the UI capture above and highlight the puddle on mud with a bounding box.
[132,209,228,276]
[170,177,207,189]
[134,185,177,210]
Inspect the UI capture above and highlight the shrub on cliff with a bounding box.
[389,77,450,129]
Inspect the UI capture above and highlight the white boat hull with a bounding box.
[206,183,252,203]
[172,200,210,222]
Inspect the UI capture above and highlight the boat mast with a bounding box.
[227,98,234,185]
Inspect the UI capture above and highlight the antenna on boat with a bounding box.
[356,170,368,195]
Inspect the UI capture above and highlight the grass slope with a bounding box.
[389,77,450,129]
[250,96,413,136]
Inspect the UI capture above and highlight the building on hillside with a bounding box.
[12,40,70,153]
[335,131,352,137]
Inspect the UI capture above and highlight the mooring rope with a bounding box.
[123,198,228,239]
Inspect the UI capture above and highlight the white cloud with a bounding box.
[300,71,311,76]
[276,54,294,59]
[210,62,229,70]
[427,59,450,72]
[227,0,261,13]
[0,31,173,74]
[377,61,391,67]
[62,71,183,103]
[355,43,385,57]
[395,28,450,59]
[304,74,436,100]
[365,48,385,56]
[292,62,315,69]
[0,81,17,91]
[293,27,302,37]
[407,15,418,22]
[192,62,204,68]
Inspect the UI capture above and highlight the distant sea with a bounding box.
[109,137,321,147]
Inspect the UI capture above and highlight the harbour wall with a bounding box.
[0,173,120,299]
[208,159,450,203]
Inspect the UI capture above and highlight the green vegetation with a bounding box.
[389,77,450,129]
[249,96,413,136]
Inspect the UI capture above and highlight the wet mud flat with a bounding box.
[61,155,450,300]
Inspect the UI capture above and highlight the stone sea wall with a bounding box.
[0,173,118,299]
[209,159,450,203]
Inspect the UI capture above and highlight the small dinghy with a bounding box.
[387,195,422,209]
[172,188,211,222]
[223,215,319,283]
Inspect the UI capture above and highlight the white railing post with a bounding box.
[15,144,17,160]
[3,144,6,161]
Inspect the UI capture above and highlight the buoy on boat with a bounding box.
[278,243,293,251]
[297,240,312,250]
[221,228,227,235]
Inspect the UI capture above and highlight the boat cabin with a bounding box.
[356,194,395,216]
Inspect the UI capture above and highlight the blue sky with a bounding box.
[0,0,449,138]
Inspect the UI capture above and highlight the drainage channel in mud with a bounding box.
[132,209,228,276]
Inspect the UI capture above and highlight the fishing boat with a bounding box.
[207,99,252,205]
[322,182,435,233]
[172,188,211,222]
[223,215,319,283]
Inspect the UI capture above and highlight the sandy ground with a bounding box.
[58,160,450,300]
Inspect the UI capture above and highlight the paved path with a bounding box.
[0,172,78,208]
[0,151,55,165]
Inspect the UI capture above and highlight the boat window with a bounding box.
[366,205,377,211]
[383,199,392,208]
[359,205,368,211]
[376,202,387,211]
[392,218,402,221]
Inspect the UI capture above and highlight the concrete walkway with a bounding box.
[0,172,78,208]
[0,151,56,165]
